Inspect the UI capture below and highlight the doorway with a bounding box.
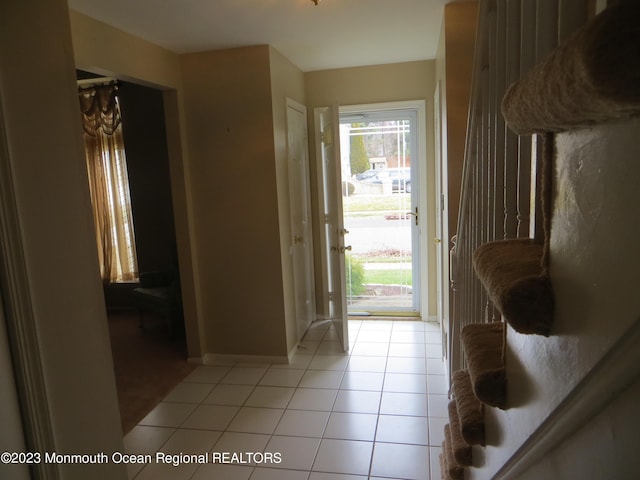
[77,72,193,432]
[339,105,422,317]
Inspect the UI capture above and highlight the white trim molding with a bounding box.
[201,353,290,366]
[0,88,59,480]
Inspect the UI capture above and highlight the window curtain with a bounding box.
[79,84,139,284]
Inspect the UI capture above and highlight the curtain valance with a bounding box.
[79,84,122,137]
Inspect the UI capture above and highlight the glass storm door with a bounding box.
[339,108,420,316]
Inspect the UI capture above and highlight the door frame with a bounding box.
[434,82,450,378]
[0,4,127,475]
[286,98,317,341]
[0,94,40,480]
[338,100,430,319]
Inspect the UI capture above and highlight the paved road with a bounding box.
[344,215,412,255]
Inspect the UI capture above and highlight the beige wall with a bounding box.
[71,11,182,89]
[181,46,289,359]
[305,61,436,109]
[1,2,125,478]
[305,61,438,319]
[269,47,307,353]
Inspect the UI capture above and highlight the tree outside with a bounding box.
[349,123,370,175]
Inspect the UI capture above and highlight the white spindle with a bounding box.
[503,0,521,239]
[450,0,598,389]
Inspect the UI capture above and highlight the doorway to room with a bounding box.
[339,106,422,317]
[77,71,193,433]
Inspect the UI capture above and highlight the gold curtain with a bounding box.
[79,84,138,284]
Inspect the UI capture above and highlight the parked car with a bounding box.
[354,169,379,181]
[360,167,411,193]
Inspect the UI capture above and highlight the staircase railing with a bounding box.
[448,0,590,375]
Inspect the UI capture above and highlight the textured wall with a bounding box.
[472,119,640,479]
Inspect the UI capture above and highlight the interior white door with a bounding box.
[315,106,349,351]
[286,99,316,341]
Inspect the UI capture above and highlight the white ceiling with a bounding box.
[68,0,449,72]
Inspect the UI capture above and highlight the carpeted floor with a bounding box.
[107,309,195,434]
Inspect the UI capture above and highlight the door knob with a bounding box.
[434,238,442,244]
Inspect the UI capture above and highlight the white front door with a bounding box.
[286,99,316,341]
[315,106,349,351]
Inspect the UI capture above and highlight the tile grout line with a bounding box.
[129,319,443,480]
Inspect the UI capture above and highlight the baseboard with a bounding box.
[287,344,300,364]
[200,353,290,366]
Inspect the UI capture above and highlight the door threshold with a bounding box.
[348,315,423,322]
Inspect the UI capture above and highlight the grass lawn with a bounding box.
[355,255,411,264]
[364,269,412,286]
[344,193,411,215]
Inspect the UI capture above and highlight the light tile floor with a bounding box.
[125,319,447,480]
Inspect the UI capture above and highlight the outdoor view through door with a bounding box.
[340,108,420,316]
